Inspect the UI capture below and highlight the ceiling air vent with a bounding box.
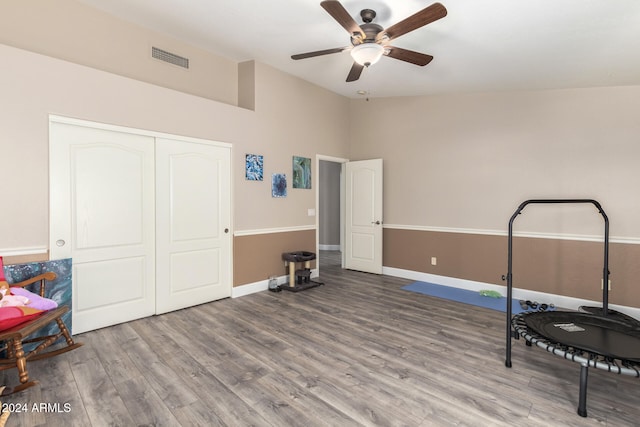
[152,47,189,69]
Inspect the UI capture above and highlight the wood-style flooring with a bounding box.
[2,251,639,426]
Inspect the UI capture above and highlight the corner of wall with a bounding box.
[238,60,256,111]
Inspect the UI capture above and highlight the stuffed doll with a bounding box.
[0,288,30,307]
[0,257,58,310]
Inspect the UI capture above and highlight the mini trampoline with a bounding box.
[504,199,640,418]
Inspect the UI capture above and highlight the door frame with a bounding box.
[315,155,349,275]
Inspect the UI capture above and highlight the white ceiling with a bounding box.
[77,0,640,99]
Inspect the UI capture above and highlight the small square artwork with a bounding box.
[292,156,311,189]
[245,154,264,181]
[272,173,287,198]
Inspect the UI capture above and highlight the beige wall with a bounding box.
[0,45,348,282]
[234,62,350,231]
[0,0,238,105]
[0,41,348,276]
[0,43,241,251]
[348,88,640,238]
[2,0,640,305]
[356,88,640,307]
[0,0,349,258]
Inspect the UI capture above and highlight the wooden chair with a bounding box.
[0,272,82,395]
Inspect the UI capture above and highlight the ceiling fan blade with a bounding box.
[321,1,365,39]
[384,46,434,66]
[291,47,349,60]
[378,2,447,43]
[346,62,365,82]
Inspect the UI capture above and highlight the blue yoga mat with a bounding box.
[402,281,533,314]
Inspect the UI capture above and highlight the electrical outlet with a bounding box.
[601,279,611,290]
[431,257,437,266]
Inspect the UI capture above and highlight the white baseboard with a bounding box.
[232,265,640,320]
[383,266,640,320]
[319,244,340,251]
[231,269,320,298]
[231,280,268,298]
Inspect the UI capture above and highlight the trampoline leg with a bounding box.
[577,363,588,418]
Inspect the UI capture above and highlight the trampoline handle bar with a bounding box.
[505,199,610,368]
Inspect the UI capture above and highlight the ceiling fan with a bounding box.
[291,1,447,82]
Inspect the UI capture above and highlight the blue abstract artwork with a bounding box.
[3,258,72,349]
[292,156,311,189]
[272,173,287,198]
[245,153,264,181]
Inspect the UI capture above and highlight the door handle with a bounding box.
[224,228,229,233]
[56,239,66,247]
[372,221,381,225]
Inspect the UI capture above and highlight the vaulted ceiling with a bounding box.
[77,0,640,99]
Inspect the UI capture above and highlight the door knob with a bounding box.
[372,221,381,225]
[56,239,66,247]
[224,228,229,233]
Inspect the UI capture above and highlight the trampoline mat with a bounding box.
[523,311,640,363]
[578,306,640,328]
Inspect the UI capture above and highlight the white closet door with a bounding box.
[155,138,231,314]
[50,122,156,334]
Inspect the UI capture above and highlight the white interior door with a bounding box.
[50,122,156,334]
[155,138,231,314]
[344,159,383,274]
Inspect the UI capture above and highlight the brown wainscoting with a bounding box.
[384,228,640,308]
[233,229,316,286]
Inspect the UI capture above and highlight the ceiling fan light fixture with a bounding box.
[350,43,384,67]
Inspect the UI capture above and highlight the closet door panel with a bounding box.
[155,138,231,314]
[50,122,156,334]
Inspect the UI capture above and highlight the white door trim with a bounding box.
[49,115,231,149]
[316,155,349,276]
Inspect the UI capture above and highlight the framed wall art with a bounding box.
[292,156,311,189]
[272,173,287,198]
[245,153,264,181]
